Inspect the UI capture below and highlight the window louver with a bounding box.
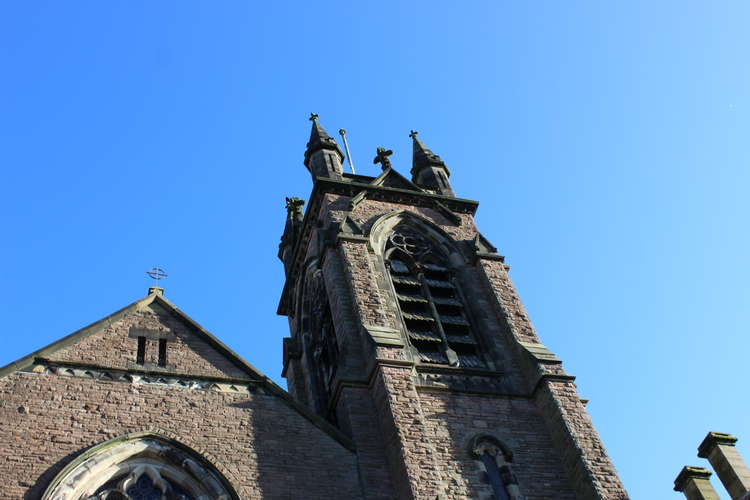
[387,228,482,368]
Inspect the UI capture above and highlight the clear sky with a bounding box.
[2,2,748,498]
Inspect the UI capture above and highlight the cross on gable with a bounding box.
[373,147,393,170]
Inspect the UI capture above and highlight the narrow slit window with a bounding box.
[158,339,167,367]
[480,453,511,500]
[136,337,146,365]
[471,436,520,500]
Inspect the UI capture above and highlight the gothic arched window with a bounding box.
[42,433,237,500]
[300,269,339,421]
[88,465,193,500]
[386,226,482,368]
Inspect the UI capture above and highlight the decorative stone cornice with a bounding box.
[414,368,509,395]
[27,357,356,451]
[317,177,478,214]
[27,358,264,395]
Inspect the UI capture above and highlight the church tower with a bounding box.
[278,116,630,500]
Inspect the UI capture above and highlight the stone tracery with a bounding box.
[42,433,236,500]
[86,464,191,500]
[299,268,339,422]
[385,224,483,368]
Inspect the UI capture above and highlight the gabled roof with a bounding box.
[0,291,266,381]
[0,290,354,450]
[370,167,425,192]
[0,293,156,379]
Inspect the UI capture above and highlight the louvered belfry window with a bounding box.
[386,227,482,368]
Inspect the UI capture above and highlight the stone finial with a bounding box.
[674,466,720,500]
[148,286,164,296]
[285,197,305,221]
[373,147,393,171]
[279,197,306,273]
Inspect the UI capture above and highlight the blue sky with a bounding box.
[2,2,749,498]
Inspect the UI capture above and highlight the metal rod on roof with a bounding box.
[338,129,356,174]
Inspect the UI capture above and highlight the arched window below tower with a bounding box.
[87,464,192,499]
[385,225,482,368]
[42,432,237,500]
[470,435,523,500]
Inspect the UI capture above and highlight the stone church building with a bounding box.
[0,117,631,499]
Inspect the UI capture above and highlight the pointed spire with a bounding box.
[409,131,454,196]
[410,130,449,177]
[304,113,344,170]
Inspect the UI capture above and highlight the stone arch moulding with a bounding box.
[469,434,525,500]
[468,434,514,462]
[367,210,466,267]
[42,431,239,500]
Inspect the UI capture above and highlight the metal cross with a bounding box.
[409,130,419,139]
[309,112,319,122]
[146,267,168,287]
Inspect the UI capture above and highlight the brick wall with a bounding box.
[0,371,361,499]
[335,386,397,500]
[0,300,362,499]
[276,182,630,500]
[418,389,578,499]
[318,193,628,499]
[534,380,629,500]
[49,302,248,380]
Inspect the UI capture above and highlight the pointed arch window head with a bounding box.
[42,433,237,500]
[89,465,192,499]
[470,435,522,500]
[386,226,482,368]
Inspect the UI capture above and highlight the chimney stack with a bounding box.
[697,432,750,500]
[674,466,721,500]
